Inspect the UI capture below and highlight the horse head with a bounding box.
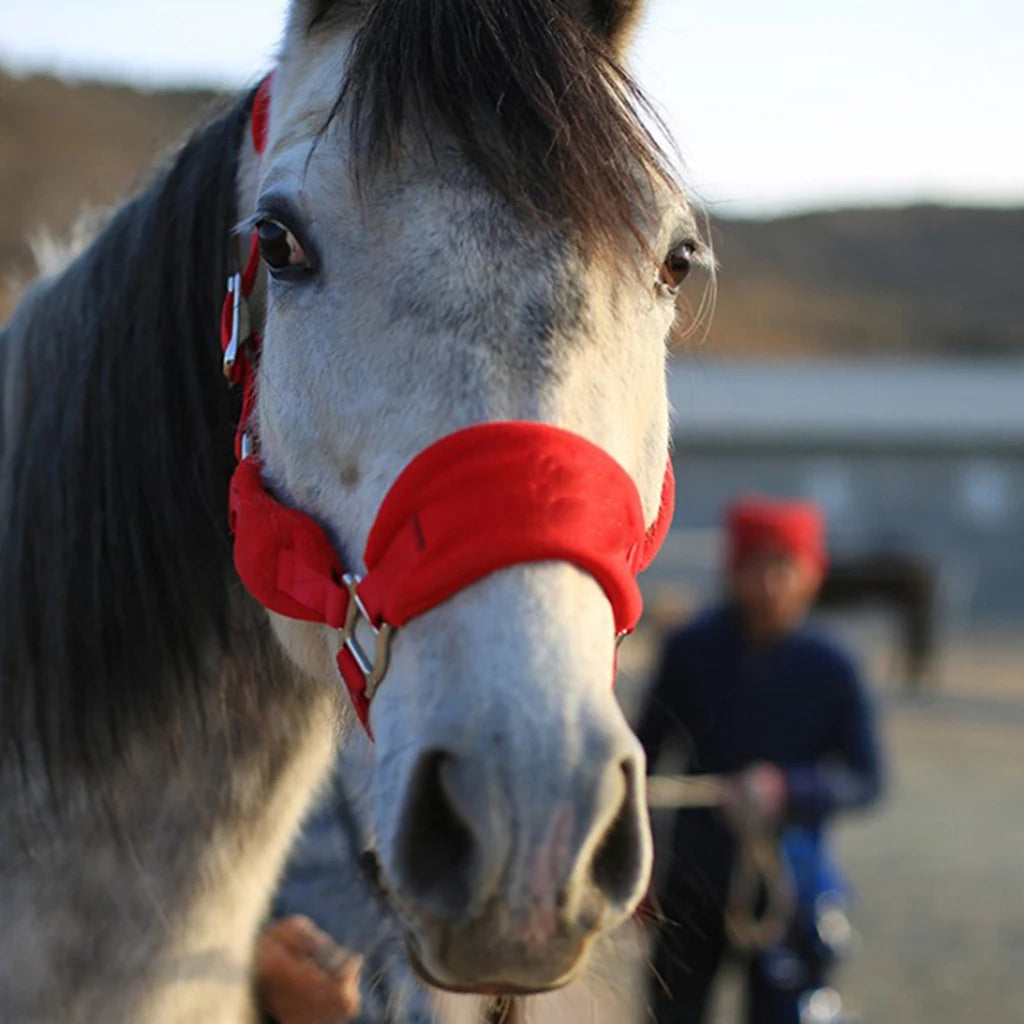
[244,0,702,994]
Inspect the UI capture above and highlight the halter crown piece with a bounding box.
[221,78,675,736]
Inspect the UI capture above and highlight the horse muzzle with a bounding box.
[230,422,666,992]
[370,640,652,993]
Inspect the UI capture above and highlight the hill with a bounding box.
[2,69,1021,357]
[708,207,1024,357]
[0,71,221,313]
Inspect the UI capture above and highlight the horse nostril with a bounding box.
[395,750,476,919]
[589,759,645,907]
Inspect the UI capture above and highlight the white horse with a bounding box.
[0,1,704,1021]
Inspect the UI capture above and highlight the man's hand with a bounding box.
[722,762,787,829]
[255,915,362,1024]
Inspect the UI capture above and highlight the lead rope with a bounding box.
[646,774,795,952]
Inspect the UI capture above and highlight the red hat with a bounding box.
[726,496,828,572]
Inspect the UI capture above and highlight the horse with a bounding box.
[816,552,937,688]
[0,1,704,1021]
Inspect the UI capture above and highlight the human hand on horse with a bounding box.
[255,915,362,1024]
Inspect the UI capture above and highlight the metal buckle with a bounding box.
[223,271,251,379]
[339,573,393,701]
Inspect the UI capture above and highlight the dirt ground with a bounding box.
[820,620,1024,1024]
[598,621,1024,1024]
[832,701,1024,1024]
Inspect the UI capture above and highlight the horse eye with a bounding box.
[659,242,695,292]
[256,219,311,274]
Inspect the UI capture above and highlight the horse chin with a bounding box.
[363,846,591,993]
[403,933,587,996]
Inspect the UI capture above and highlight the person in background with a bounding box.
[637,496,884,1024]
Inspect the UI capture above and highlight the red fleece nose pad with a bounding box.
[230,424,675,737]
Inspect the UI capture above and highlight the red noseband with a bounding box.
[230,426,674,733]
[223,77,675,735]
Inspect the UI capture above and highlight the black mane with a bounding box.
[337,0,676,246]
[0,91,255,780]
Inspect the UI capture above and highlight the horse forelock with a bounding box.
[321,0,679,249]
[0,90,259,787]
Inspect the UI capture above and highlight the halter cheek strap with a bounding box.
[222,77,676,735]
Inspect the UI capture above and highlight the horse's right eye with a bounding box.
[256,219,313,276]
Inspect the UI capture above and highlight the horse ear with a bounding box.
[564,0,648,50]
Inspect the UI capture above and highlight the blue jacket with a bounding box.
[638,605,883,837]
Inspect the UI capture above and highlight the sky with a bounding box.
[2,0,1022,216]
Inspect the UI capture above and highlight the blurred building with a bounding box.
[655,358,1024,625]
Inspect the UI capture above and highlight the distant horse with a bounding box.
[0,1,702,1021]
[817,553,937,687]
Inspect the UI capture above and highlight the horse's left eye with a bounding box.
[659,241,695,294]
[256,219,312,275]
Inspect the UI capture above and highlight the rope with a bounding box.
[646,774,795,952]
[646,773,727,809]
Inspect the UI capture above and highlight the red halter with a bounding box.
[221,78,675,734]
